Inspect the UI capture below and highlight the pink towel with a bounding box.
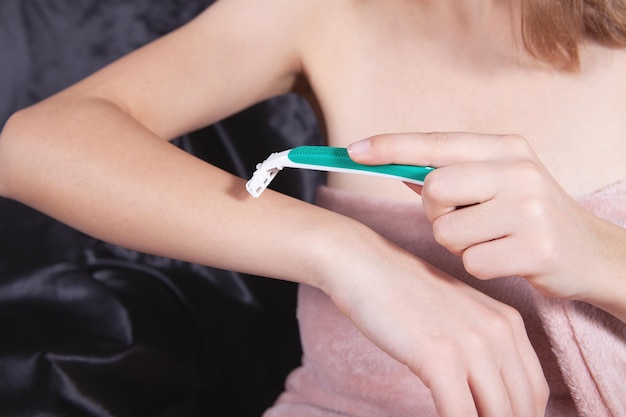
[264,180,626,417]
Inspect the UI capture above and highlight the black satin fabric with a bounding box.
[0,1,324,416]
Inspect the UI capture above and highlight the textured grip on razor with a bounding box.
[288,146,434,183]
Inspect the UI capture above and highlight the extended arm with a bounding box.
[0,0,318,280]
[0,2,548,414]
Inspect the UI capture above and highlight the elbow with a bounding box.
[0,108,34,199]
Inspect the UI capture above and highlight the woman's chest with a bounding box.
[304,41,626,197]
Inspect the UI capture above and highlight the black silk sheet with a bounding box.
[0,1,324,416]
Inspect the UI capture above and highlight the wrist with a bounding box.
[308,213,431,313]
[577,218,626,322]
[302,213,384,294]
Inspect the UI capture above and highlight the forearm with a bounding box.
[1,106,555,413]
[0,96,367,288]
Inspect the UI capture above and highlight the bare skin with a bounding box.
[1,0,625,415]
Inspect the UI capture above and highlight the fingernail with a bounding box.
[347,139,371,156]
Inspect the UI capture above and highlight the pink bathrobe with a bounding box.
[265,180,626,417]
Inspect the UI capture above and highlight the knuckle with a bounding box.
[503,134,532,156]
[426,131,452,148]
[463,328,491,353]
[501,304,525,328]
[515,159,545,188]
[518,204,560,268]
[478,305,524,339]
[462,248,489,279]
[432,216,453,248]
[520,194,546,218]
[422,169,451,201]
[487,310,517,335]
[537,379,551,408]
[421,175,437,201]
[534,238,559,271]
[433,338,467,365]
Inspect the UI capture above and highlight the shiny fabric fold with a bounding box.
[0,259,198,416]
[0,0,324,415]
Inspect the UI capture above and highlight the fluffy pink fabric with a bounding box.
[264,180,626,417]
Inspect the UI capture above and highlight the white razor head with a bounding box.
[246,166,281,198]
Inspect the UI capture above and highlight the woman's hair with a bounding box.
[522,0,626,69]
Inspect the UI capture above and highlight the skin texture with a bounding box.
[348,133,626,322]
[1,0,625,415]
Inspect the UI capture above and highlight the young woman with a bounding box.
[1,0,625,415]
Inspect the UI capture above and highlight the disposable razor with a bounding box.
[246,146,435,198]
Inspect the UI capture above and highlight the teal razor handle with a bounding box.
[246,146,434,198]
